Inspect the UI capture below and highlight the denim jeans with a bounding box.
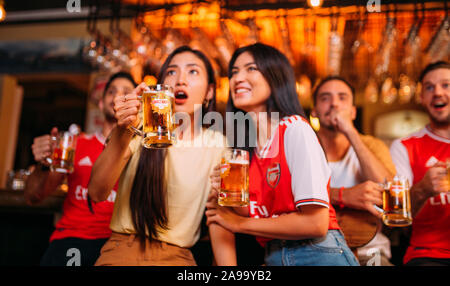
[265,230,360,266]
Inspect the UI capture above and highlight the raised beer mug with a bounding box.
[219,149,249,207]
[376,175,412,227]
[46,125,79,174]
[131,84,175,148]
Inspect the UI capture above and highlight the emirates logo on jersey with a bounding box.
[266,163,281,189]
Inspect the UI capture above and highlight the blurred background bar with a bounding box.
[0,0,448,265]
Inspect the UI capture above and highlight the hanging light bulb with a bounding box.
[0,0,6,22]
[307,0,323,8]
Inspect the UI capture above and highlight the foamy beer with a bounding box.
[382,175,412,227]
[219,149,249,207]
[141,84,175,148]
[48,131,77,174]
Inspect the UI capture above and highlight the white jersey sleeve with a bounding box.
[389,139,413,185]
[284,120,331,209]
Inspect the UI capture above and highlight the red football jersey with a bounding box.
[390,126,450,263]
[248,115,340,247]
[50,133,117,241]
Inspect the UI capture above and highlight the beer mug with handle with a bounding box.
[46,124,80,174]
[374,175,413,227]
[219,149,250,207]
[130,84,175,148]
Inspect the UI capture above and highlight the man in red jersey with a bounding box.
[390,61,450,266]
[25,72,137,266]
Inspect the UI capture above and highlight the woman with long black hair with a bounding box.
[206,43,359,266]
[88,46,226,266]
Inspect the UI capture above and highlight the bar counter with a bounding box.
[0,189,65,213]
[0,189,65,265]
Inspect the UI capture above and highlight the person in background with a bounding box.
[88,46,226,266]
[206,43,359,266]
[24,71,137,266]
[390,61,450,266]
[311,76,396,266]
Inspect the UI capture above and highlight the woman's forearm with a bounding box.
[238,205,329,240]
[209,223,237,266]
[88,127,134,202]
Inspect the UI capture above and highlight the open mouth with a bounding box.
[174,90,188,104]
[432,102,448,109]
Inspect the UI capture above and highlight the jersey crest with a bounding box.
[266,163,281,188]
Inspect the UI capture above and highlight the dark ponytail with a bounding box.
[129,148,168,246]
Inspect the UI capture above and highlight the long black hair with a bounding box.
[129,46,217,247]
[226,43,305,159]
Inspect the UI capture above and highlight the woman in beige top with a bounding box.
[88,46,225,266]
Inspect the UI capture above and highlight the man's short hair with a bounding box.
[103,71,137,98]
[419,61,450,83]
[312,75,355,106]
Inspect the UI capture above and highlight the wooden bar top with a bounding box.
[0,189,65,213]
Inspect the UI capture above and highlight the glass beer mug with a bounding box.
[380,175,412,227]
[446,159,450,190]
[46,125,80,174]
[219,149,249,207]
[131,84,175,148]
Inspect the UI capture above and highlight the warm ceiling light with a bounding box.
[0,1,6,22]
[307,0,323,8]
[143,75,157,86]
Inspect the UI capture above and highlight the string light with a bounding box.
[307,0,323,8]
[0,0,6,22]
[309,115,320,132]
[309,0,323,8]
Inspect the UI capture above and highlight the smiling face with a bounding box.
[312,79,356,130]
[161,51,213,115]
[229,51,271,113]
[421,68,450,126]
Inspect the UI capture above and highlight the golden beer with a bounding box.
[50,147,75,173]
[142,85,175,148]
[219,149,249,207]
[446,159,450,190]
[382,176,412,227]
[49,131,77,174]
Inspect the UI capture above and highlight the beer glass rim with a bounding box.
[51,130,76,141]
[145,84,174,93]
[224,148,249,154]
[223,148,249,162]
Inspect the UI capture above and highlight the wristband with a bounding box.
[338,187,345,209]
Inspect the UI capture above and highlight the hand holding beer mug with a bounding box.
[46,124,80,174]
[219,149,249,207]
[130,84,175,148]
[378,175,412,227]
